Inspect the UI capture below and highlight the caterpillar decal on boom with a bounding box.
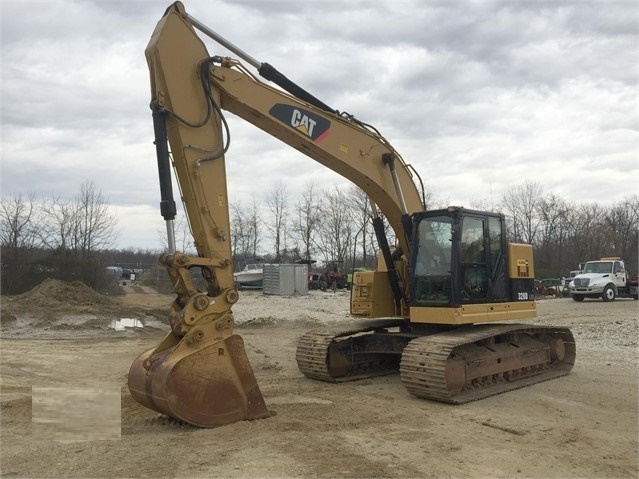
[128,2,576,427]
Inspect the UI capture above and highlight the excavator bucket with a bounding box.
[128,334,269,427]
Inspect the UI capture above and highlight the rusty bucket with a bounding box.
[128,334,270,427]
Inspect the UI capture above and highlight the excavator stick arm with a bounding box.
[128,3,271,427]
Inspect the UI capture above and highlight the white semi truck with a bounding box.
[569,257,639,301]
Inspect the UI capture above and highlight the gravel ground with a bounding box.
[1,285,637,478]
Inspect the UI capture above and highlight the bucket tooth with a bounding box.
[128,334,269,427]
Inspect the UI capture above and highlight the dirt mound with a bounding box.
[0,278,169,338]
[11,278,114,309]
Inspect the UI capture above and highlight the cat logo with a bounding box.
[291,109,317,137]
[269,104,330,142]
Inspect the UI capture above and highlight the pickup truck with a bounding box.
[569,257,638,301]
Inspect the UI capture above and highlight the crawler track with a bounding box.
[400,324,575,403]
[296,321,576,403]
[296,319,408,382]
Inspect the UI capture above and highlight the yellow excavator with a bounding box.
[128,2,576,427]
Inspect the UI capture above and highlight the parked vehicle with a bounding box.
[308,267,348,291]
[535,278,561,296]
[569,257,638,301]
[233,259,264,289]
[324,266,348,291]
[307,270,325,290]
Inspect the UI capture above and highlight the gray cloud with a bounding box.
[1,0,637,249]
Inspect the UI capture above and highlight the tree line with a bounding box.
[231,180,638,280]
[2,179,637,295]
[0,181,120,294]
[500,182,638,278]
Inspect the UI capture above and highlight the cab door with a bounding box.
[459,216,489,300]
[458,214,508,303]
[613,261,627,288]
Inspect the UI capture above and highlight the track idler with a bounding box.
[128,328,269,427]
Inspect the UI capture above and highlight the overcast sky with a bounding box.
[2,0,637,251]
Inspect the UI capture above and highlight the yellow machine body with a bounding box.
[129,3,575,427]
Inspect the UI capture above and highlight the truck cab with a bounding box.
[569,257,637,301]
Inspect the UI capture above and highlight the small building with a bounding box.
[263,264,308,296]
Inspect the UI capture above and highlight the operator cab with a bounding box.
[410,207,511,307]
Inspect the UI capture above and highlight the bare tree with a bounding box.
[535,193,571,276]
[264,181,288,262]
[39,195,77,251]
[315,186,353,264]
[247,196,261,258]
[501,180,544,244]
[292,182,322,262]
[603,195,639,264]
[555,202,608,274]
[346,187,373,268]
[0,193,40,254]
[75,181,118,256]
[0,193,41,294]
[231,203,250,259]
[230,197,261,260]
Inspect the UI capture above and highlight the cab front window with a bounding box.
[413,216,453,304]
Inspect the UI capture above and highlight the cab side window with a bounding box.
[460,217,488,300]
[461,218,485,264]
